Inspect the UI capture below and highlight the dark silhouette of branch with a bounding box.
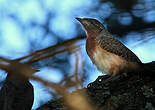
[0,37,84,110]
[107,17,155,36]
[14,37,85,64]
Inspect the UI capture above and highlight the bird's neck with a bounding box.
[86,28,111,63]
[86,28,103,38]
[86,32,100,61]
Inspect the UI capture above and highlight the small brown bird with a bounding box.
[76,17,154,76]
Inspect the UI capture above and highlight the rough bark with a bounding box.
[37,71,155,110]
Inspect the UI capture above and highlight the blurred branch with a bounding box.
[14,36,85,64]
[0,58,35,110]
[74,52,80,89]
[30,75,94,110]
[132,35,155,48]
[74,52,83,88]
[0,36,89,110]
[107,17,155,36]
[0,57,38,75]
[101,0,137,11]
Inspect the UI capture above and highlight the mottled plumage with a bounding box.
[96,29,142,64]
[76,17,143,75]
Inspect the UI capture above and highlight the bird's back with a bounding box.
[96,29,142,64]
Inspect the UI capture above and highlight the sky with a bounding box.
[0,0,155,109]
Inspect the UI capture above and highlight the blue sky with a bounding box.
[0,0,155,109]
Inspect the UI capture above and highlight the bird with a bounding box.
[76,17,155,76]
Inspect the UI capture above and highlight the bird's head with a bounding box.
[76,17,105,37]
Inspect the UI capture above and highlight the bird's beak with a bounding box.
[75,17,82,22]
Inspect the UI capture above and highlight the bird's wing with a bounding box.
[96,30,142,64]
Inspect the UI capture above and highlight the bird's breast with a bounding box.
[86,37,96,58]
[92,46,128,75]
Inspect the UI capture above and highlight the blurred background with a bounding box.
[0,0,155,109]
